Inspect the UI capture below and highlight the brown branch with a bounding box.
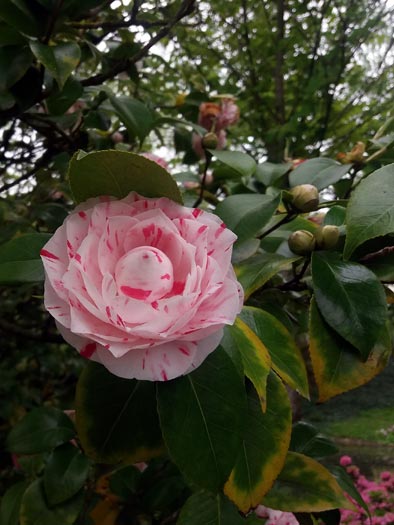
[0,149,53,194]
[81,0,196,87]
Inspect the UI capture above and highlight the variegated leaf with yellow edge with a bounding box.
[309,297,391,402]
[239,306,310,399]
[262,451,354,512]
[224,317,271,411]
[224,373,291,513]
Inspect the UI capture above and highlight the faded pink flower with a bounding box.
[340,455,353,467]
[142,152,169,171]
[40,193,243,381]
[216,98,240,129]
[255,506,299,525]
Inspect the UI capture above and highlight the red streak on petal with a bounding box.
[143,224,155,239]
[74,253,82,263]
[172,281,185,294]
[208,249,215,256]
[80,343,96,358]
[143,254,149,259]
[161,369,168,381]
[123,337,129,342]
[106,239,113,252]
[151,301,159,310]
[67,240,73,250]
[155,227,163,246]
[192,208,202,218]
[142,358,146,369]
[47,306,61,310]
[161,273,171,280]
[178,347,190,356]
[198,225,208,234]
[40,249,60,260]
[120,286,151,300]
[78,211,87,219]
[164,305,169,313]
[106,306,111,319]
[115,231,120,246]
[144,200,148,209]
[104,344,110,349]
[215,224,226,238]
[117,314,125,327]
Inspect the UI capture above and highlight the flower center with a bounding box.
[115,246,174,301]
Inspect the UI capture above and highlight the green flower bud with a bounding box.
[201,132,219,150]
[315,225,340,250]
[288,230,316,255]
[290,184,319,212]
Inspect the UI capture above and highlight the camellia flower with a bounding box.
[40,193,243,381]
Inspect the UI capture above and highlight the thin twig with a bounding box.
[193,151,212,208]
[258,212,296,240]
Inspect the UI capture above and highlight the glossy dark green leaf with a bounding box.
[239,307,310,398]
[224,318,271,410]
[0,481,30,525]
[75,362,163,464]
[19,480,83,525]
[177,491,244,525]
[224,374,292,512]
[209,150,256,177]
[46,77,83,115]
[68,149,182,204]
[6,407,75,455]
[0,233,51,284]
[364,251,394,282]
[344,164,394,258]
[330,466,370,517]
[262,452,352,512]
[289,158,350,190]
[29,41,80,90]
[109,94,155,142]
[0,1,43,36]
[323,206,346,226]
[157,347,247,492]
[235,253,300,299]
[109,466,141,501]
[308,297,391,401]
[0,45,32,92]
[254,162,291,186]
[215,194,280,243]
[290,422,338,459]
[43,443,91,506]
[311,251,388,359]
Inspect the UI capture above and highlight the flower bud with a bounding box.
[314,225,340,250]
[288,230,316,255]
[201,132,219,150]
[290,184,319,212]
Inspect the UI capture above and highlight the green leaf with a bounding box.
[364,251,394,282]
[262,452,352,512]
[224,374,292,513]
[157,347,247,492]
[330,466,370,518]
[311,251,388,359]
[235,253,300,300]
[68,149,182,204]
[6,407,75,455]
[239,307,310,399]
[109,466,141,501]
[177,491,244,525]
[224,318,271,410]
[46,77,83,115]
[254,162,291,187]
[0,233,51,284]
[43,443,91,506]
[109,94,155,142]
[0,1,43,37]
[29,41,81,90]
[290,422,338,459]
[289,158,350,190]
[344,164,394,258]
[0,481,30,525]
[215,194,280,243]
[209,150,257,177]
[75,362,163,464]
[19,480,83,525]
[0,45,32,92]
[308,297,391,402]
[323,206,346,226]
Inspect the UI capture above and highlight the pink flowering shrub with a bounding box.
[192,97,240,158]
[340,456,394,525]
[255,505,299,525]
[40,192,243,381]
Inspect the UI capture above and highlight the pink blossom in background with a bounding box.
[198,102,222,131]
[255,505,299,525]
[41,193,243,381]
[141,152,169,171]
[216,98,240,129]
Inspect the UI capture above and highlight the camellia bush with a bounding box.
[1,1,394,525]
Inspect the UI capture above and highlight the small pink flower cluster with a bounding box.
[254,505,299,525]
[340,456,394,525]
[192,98,240,158]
